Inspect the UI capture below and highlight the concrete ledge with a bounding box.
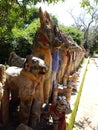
[66,58,89,130]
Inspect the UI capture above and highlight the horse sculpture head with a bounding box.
[23,55,48,75]
[33,7,64,49]
[6,55,48,78]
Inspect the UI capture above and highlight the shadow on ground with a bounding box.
[73,117,98,130]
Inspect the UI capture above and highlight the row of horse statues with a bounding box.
[0,8,85,130]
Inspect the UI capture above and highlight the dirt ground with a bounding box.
[73,55,98,130]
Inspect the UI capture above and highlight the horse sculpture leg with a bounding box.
[29,98,42,129]
[19,99,32,125]
[44,77,51,103]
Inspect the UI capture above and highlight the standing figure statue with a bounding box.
[42,96,70,130]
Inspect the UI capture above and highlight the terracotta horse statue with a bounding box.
[4,55,48,125]
[32,7,64,103]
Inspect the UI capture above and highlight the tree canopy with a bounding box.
[0,0,64,39]
[1,0,98,63]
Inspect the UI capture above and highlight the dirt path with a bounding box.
[73,57,98,130]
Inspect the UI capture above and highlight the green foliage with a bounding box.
[14,37,33,57]
[80,0,97,13]
[29,0,65,5]
[90,34,98,55]
[59,25,84,45]
[0,36,33,64]
[0,0,40,39]
[0,0,64,38]
[24,8,39,25]
[0,0,23,38]
[0,39,14,64]
[51,15,59,25]
[12,18,40,43]
[80,0,91,8]
[25,19,40,41]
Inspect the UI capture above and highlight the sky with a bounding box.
[36,0,82,26]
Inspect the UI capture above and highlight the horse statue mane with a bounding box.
[33,7,64,50]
